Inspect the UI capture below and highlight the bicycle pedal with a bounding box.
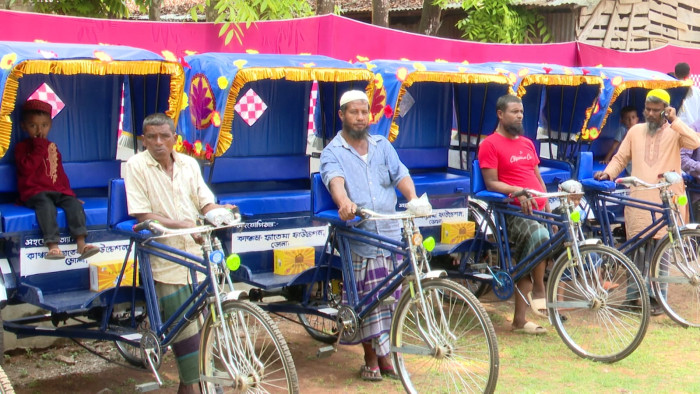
[380,296,396,306]
[317,345,336,358]
[134,382,160,392]
[471,273,493,280]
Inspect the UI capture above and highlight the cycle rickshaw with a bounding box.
[0,41,299,392]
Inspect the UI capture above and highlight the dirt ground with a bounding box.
[3,292,696,393]
[3,311,407,394]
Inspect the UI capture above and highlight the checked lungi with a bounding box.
[156,282,202,385]
[343,252,401,357]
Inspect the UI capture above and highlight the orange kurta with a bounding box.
[603,119,700,239]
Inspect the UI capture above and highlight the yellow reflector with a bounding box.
[570,210,581,223]
[423,236,436,252]
[226,254,241,271]
[678,195,688,206]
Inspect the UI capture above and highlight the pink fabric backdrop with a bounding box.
[1,10,699,73]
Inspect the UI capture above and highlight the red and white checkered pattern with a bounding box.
[691,74,700,88]
[234,88,267,126]
[307,80,318,137]
[27,83,64,119]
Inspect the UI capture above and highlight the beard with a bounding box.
[504,123,524,136]
[343,124,369,140]
[647,121,662,136]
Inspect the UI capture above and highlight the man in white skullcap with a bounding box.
[320,90,430,381]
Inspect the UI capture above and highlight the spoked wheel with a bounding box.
[297,312,339,344]
[297,280,341,344]
[0,364,14,394]
[650,228,700,327]
[391,278,499,393]
[199,300,299,393]
[547,244,650,363]
[112,303,150,367]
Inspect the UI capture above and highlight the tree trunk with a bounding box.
[418,0,442,36]
[372,0,389,27]
[316,0,335,15]
[206,0,217,22]
[149,0,162,21]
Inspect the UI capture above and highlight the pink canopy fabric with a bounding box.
[1,10,698,75]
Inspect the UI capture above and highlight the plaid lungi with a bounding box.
[343,253,401,357]
[156,282,202,385]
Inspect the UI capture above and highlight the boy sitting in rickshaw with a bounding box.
[15,99,100,260]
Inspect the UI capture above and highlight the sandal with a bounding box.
[360,365,383,382]
[78,244,100,260]
[45,248,65,260]
[380,366,400,380]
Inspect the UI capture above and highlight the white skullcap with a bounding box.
[339,90,369,107]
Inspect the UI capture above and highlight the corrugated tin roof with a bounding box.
[126,0,463,17]
[512,0,599,7]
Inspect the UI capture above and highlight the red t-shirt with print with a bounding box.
[478,132,546,210]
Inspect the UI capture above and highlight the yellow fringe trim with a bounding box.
[516,75,604,97]
[216,67,375,157]
[595,79,691,132]
[0,59,185,159]
[517,75,605,140]
[389,71,514,142]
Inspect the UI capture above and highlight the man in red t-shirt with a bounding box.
[478,94,550,335]
[16,100,99,261]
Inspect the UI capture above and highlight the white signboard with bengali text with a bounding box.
[231,225,329,253]
[20,237,133,277]
[412,208,468,227]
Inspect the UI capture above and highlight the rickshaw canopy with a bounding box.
[583,66,691,140]
[361,59,513,145]
[177,53,374,160]
[0,41,184,162]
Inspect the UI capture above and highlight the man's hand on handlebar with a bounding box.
[594,171,611,181]
[338,199,358,221]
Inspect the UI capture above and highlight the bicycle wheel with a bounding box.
[112,303,150,367]
[649,228,700,327]
[199,300,299,393]
[391,278,499,393]
[0,364,14,394]
[297,280,341,344]
[297,313,338,344]
[547,244,649,363]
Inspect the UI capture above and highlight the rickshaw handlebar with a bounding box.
[616,172,682,189]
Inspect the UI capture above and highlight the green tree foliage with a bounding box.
[437,0,551,44]
[27,0,131,18]
[191,0,313,45]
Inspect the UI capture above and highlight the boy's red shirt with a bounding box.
[14,137,75,202]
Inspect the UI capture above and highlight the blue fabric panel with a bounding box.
[311,172,336,215]
[578,152,594,179]
[410,171,469,196]
[10,74,120,163]
[64,161,121,190]
[207,156,309,184]
[126,74,173,138]
[226,80,309,157]
[393,82,452,149]
[217,190,310,216]
[315,80,369,141]
[1,197,108,234]
[470,160,485,194]
[396,148,448,169]
[0,164,16,193]
[454,83,508,137]
[108,178,132,228]
[539,166,571,186]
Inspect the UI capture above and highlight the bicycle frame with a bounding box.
[583,183,686,254]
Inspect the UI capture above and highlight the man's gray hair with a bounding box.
[143,113,176,133]
[646,95,668,107]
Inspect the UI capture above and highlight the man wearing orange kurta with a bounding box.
[594,89,700,314]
